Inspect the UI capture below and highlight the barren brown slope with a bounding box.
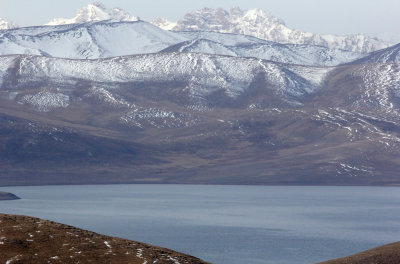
[317,242,400,264]
[0,214,209,264]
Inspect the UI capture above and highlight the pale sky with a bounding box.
[1,0,399,41]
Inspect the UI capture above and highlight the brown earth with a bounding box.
[0,214,209,264]
[317,242,400,264]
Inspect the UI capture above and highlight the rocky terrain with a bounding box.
[318,242,400,264]
[0,214,209,264]
[0,192,20,200]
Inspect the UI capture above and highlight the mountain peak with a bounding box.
[46,2,139,26]
[151,18,177,31]
[152,7,389,53]
[0,17,18,30]
[90,1,105,8]
[230,6,243,14]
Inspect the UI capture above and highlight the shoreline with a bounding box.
[0,192,20,200]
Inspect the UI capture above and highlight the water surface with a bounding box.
[0,185,399,264]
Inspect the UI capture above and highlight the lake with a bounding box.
[0,185,399,264]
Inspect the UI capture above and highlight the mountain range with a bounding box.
[0,20,362,66]
[0,3,399,186]
[1,3,390,54]
[152,7,390,53]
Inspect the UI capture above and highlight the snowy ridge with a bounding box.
[350,43,400,64]
[47,2,139,25]
[0,21,187,59]
[177,31,268,46]
[152,7,390,53]
[161,39,238,57]
[0,8,369,66]
[0,53,331,112]
[1,20,361,66]
[164,32,362,66]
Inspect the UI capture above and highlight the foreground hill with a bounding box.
[318,242,400,264]
[0,214,209,264]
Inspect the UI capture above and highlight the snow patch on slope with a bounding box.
[0,56,19,87]
[87,86,131,108]
[121,108,197,129]
[352,63,400,114]
[20,91,70,112]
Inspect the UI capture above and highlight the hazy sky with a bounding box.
[1,0,399,41]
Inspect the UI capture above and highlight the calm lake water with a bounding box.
[0,185,399,264]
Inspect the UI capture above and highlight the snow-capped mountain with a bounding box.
[152,7,390,53]
[47,2,139,25]
[0,18,18,30]
[0,21,187,59]
[152,18,177,31]
[0,3,378,66]
[163,31,362,67]
[0,20,362,66]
